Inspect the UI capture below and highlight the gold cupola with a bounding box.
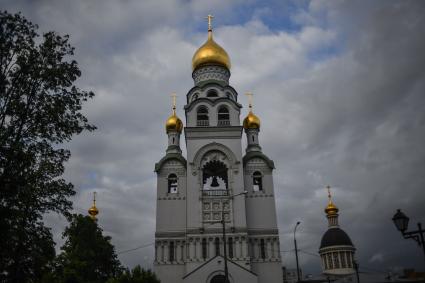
[324,186,339,215]
[192,15,231,71]
[243,93,261,129]
[165,93,183,133]
[88,192,99,221]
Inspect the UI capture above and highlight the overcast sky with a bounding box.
[2,0,425,277]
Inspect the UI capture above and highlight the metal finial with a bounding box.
[245,92,254,111]
[327,186,332,202]
[206,14,214,31]
[93,191,97,205]
[171,93,177,113]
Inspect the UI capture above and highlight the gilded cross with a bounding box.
[326,185,331,201]
[93,191,97,204]
[245,92,254,110]
[171,93,177,111]
[206,14,214,31]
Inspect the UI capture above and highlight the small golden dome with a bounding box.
[324,186,339,215]
[192,29,231,71]
[88,192,99,220]
[243,111,261,129]
[325,202,339,215]
[165,111,183,133]
[88,205,99,217]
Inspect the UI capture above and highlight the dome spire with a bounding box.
[165,93,183,133]
[325,185,339,215]
[88,191,99,221]
[243,92,261,129]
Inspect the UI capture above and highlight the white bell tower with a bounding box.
[154,16,283,283]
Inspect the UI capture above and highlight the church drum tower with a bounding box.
[154,17,283,283]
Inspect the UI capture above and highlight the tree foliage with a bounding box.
[0,10,95,282]
[53,215,122,283]
[107,265,160,283]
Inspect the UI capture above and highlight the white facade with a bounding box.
[154,42,283,282]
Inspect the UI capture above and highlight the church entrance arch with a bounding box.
[210,274,226,283]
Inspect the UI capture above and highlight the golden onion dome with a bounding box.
[192,28,231,71]
[243,111,261,129]
[324,186,339,215]
[88,192,99,220]
[88,205,99,217]
[165,110,183,133]
[325,202,339,215]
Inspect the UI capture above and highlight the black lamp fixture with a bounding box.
[391,209,425,270]
[392,209,409,233]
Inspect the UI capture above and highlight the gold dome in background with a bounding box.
[88,192,99,220]
[192,15,231,71]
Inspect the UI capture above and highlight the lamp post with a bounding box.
[222,191,247,283]
[294,221,301,283]
[392,209,425,269]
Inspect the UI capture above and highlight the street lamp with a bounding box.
[294,221,301,283]
[222,190,247,283]
[391,209,425,268]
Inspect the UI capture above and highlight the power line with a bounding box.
[117,242,155,255]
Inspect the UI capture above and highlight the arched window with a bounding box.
[202,160,228,193]
[168,174,178,193]
[260,239,266,259]
[253,171,263,191]
[228,237,233,258]
[217,106,230,126]
[202,238,207,259]
[215,237,220,256]
[197,106,209,126]
[207,89,218,97]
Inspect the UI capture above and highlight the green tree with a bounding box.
[107,265,160,283]
[54,214,122,283]
[0,10,95,282]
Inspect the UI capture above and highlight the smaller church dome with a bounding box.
[243,111,260,129]
[320,227,353,249]
[166,112,183,133]
[192,28,231,71]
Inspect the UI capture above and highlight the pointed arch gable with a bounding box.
[154,153,187,172]
[192,142,239,170]
[243,151,275,169]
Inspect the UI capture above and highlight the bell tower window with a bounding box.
[253,171,263,191]
[197,106,209,126]
[217,106,230,126]
[202,160,228,193]
[168,174,178,193]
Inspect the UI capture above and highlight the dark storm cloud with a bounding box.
[2,0,424,275]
